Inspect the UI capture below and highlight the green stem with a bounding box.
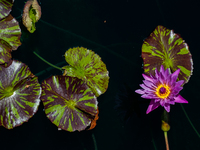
[164,131,169,150]
[180,104,200,138]
[33,51,63,71]
[92,133,98,150]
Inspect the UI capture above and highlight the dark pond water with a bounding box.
[1,0,200,150]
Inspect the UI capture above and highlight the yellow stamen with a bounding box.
[155,84,170,99]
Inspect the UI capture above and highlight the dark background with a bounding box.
[0,0,200,149]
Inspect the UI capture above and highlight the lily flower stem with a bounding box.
[164,131,169,150]
[33,51,63,71]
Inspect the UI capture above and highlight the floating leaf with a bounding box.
[22,0,41,33]
[142,25,193,84]
[0,0,13,20]
[0,40,12,64]
[63,47,109,97]
[0,60,41,129]
[0,14,21,64]
[41,75,98,132]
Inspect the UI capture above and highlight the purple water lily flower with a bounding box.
[135,65,188,114]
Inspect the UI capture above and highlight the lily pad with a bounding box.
[22,0,41,33]
[0,14,21,64]
[142,25,193,84]
[41,75,98,132]
[0,0,13,20]
[63,47,109,97]
[0,60,41,129]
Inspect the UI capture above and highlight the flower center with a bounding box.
[155,84,170,99]
[159,87,166,94]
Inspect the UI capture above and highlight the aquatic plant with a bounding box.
[0,60,41,129]
[22,0,41,33]
[0,0,109,131]
[141,25,193,85]
[0,0,13,20]
[13,5,136,68]
[1,1,198,149]
[36,46,109,130]
[135,65,188,114]
[63,47,109,97]
[0,14,21,64]
[41,75,98,132]
[136,25,194,150]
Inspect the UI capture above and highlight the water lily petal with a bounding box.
[140,84,149,90]
[139,84,155,92]
[135,89,145,94]
[167,100,175,105]
[174,95,188,103]
[164,103,170,112]
[141,93,157,99]
[155,68,160,78]
[173,86,183,95]
[154,98,161,102]
[159,73,165,84]
[160,65,165,74]
[142,74,153,82]
[174,80,184,88]
[160,99,166,106]
[169,75,178,88]
[163,68,170,80]
[143,80,154,88]
[171,68,180,78]
[146,100,160,114]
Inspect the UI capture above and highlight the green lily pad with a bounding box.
[142,25,193,84]
[22,0,41,33]
[0,60,41,129]
[0,14,21,64]
[0,0,13,20]
[63,47,109,97]
[41,75,98,132]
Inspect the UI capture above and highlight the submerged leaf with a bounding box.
[22,0,41,33]
[0,14,21,64]
[41,75,98,132]
[0,0,13,20]
[142,25,193,84]
[0,60,41,129]
[63,47,109,97]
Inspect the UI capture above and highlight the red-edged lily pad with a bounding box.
[142,25,193,84]
[0,0,13,20]
[0,60,41,129]
[88,107,99,130]
[22,0,41,33]
[41,75,98,132]
[62,47,109,97]
[0,14,21,64]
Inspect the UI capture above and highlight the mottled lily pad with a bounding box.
[0,0,13,20]
[22,0,41,33]
[142,25,193,84]
[41,75,98,132]
[63,47,109,97]
[0,14,21,64]
[0,60,41,129]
